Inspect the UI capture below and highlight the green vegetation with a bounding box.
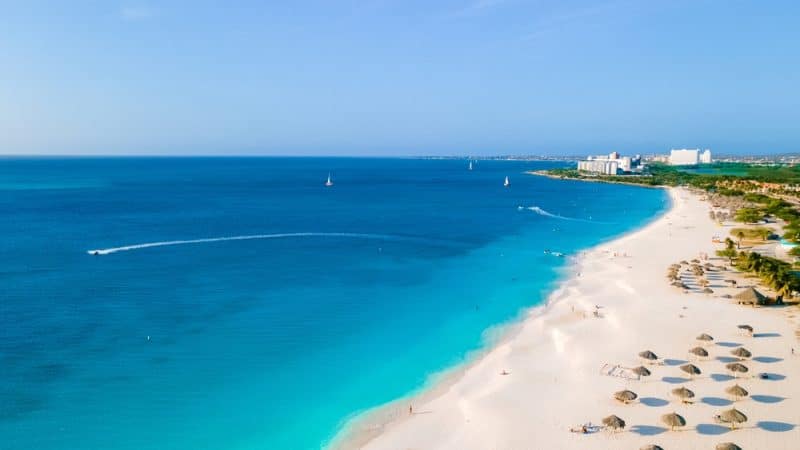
[548,162,800,189]
[735,251,800,298]
[730,227,773,242]
[547,161,800,299]
[734,208,764,224]
[716,238,738,263]
[545,162,800,244]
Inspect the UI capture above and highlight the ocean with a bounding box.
[0,157,668,449]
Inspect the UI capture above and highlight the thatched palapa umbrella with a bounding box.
[640,446,664,450]
[703,287,714,294]
[726,362,749,377]
[633,366,651,377]
[734,288,767,307]
[716,443,742,450]
[661,412,687,431]
[680,363,702,378]
[614,389,638,404]
[737,324,753,334]
[689,346,709,358]
[731,347,752,360]
[671,386,695,403]
[697,333,714,344]
[602,414,625,431]
[725,384,749,400]
[639,350,658,363]
[717,408,748,429]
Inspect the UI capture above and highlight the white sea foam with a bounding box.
[87,232,432,256]
[519,205,606,223]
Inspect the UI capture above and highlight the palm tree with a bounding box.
[736,231,745,249]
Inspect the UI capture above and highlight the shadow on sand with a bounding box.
[751,395,785,404]
[664,359,687,366]
[710,373,735,382]
[630,425,668,436]
[753,356,783,363]
[757,421,795,432]
[662,376,691,384]
[701,396,732,407]
[716,342,741,348]
[753,332,781,338]
[696,424,729,435]
[640,397,669,407]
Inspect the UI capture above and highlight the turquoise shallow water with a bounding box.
[0,157,668,449]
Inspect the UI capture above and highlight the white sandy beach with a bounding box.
[338,187,800,450]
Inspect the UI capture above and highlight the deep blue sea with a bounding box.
[0,158,668,449]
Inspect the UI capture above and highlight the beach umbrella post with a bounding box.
[725,362,749,378]
[661,412,687,431]
[725,384,749,401]
[671,386,695,404]
[717,408,748,430]
[614,390,638,404]
[731,347,752,360]
[679,363,702,379]
[638,350,658,364]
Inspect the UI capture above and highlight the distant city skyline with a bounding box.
[2,1,799,156]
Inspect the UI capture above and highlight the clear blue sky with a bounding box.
[2,1,798,156]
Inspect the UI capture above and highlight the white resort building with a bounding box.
[576,151,643,175]
[669,148,712,166]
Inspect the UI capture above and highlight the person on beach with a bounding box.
[409,405,413,415]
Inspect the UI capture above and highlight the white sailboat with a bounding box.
[468,161,473,171]
[325,173,333,187]
[504,176,510,187]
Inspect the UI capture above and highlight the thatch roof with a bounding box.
[680,363,702,376]
[734,287,768,305]
[716,443,742,450]
[632,366,651,377]
[726,362,749,374]
[639,350,658,361]
[737,324,753,332]
[731,347,752,359]
[602,414,625,430]
[661,412,687,430]
[725,384,749,399]
[614,390,638,403]
[696,333,714,342]
[689,346,709,357]
[640,446,664,450]
[717,408,748,428]
[671,386,695,400]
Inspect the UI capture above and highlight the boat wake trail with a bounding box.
[517,206,608,223]
[88,232,450,256]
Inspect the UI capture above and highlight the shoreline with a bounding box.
[330,186,674,449]
[526,170,666,189]
[335,186,800,449]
